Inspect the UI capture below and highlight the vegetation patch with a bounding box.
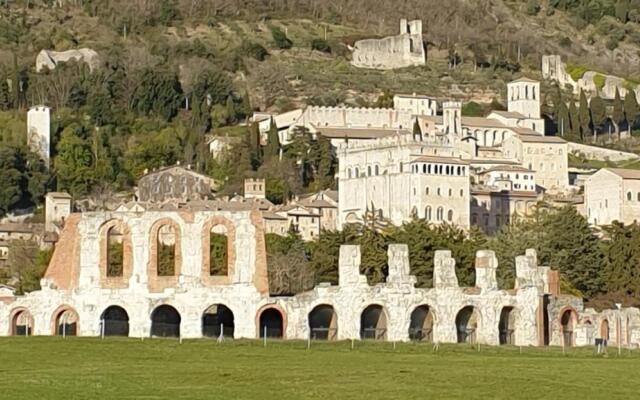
[565,64,590,81]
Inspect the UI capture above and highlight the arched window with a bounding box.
[375,165,379,176]
[448,188,452,197]
[457,166,462,175]
[367,166,372,176]
[355,168,359,177]
[437,187,441,196]
[637,193,640,201]
[460,189,464,197]
[425,187,430,195]
[107,226,124,277]
[348,168,352,179]
[157,225,177,276]
[209,225,229,276]
[425,206,432,221]
[427,164,432,174]
[423,164,427,174]
[436,207,444,221]
[628,192,633,201]
[447,210,454,222]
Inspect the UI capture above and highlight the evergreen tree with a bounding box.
[0,78,11,110]
[413,117,422,140]
[248,122,263,168]
[602,222,640,298]
[579,89,592,140]
[312,132,336,189]
[590,93,606,132]
[241,91,252,122]
[556,100,571,137]
[612,87,625,136]
[264,118,280,160]
[0,146,23,215]
[225,96,236,125]
[569,99,581,140]
[624,89,639,133]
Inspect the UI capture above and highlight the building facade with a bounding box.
[585,168,640,225]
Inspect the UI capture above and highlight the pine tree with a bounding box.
[264,118,280,160]
[602,222,640,298]
[241,91,252,122]
[612,88,625,137]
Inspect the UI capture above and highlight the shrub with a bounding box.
[565,64,589,81]
[239,41,268,61]
[593,74,607,90]
[271,27,292,49]
[462,101,483,117]
[311,38,331,53]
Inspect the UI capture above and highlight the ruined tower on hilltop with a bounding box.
[351,19,426,70]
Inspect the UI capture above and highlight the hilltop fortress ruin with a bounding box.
[351,19,426,70]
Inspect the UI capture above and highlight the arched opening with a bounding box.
[258,307,284,338]
[11,309,33,336]
[456,306,479,344]
[202,304,235,338]
[308,305,338,340]
[107,226,124,277]
[600,319,610,341]
[55,308,79,336]
[101,306,129,337]
[157,225,177,276]
[560,309,577,347]
[409,305,433,342]
[151,305,181,338]
[499,307,515,345]
[209,225,229,276]
[360,305,387,340]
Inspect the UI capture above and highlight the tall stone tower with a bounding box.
[244,178,266,199]
[27,106,51,168]
[443,102,462,136]
[507,79,541,119]
[45,192,72,233]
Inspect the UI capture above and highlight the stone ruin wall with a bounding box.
[542,55,640,100]
[1,209,639,347]
[36,49,100,73]
[351,19,426,70]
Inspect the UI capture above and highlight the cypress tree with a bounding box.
[578,89,591,140]
[0,78,11,110]
[248,122,262,168]
[568,100,581,140]
[612,88,625,136]
[264,118,280,160]
[412,117,422,140]
[225,96,236,125]
[624,89,639,134]
[589,94,606,131]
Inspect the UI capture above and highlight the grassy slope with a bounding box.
[1,337,639,399]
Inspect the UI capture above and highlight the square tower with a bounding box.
[443,101,462,136]
[45,192,72,233]
[27,106,51,168]
[507,79,541,119]
[244,178,266,199]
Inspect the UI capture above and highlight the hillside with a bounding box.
[1,0,640,212]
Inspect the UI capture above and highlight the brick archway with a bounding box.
[255,304,287,339]
[8,307,34,336]
[558,306,579,347]
[50,304,80,336]
[147,218,182,293]
[98,219,133,289]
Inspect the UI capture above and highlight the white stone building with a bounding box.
[3,205,636,347]
[45,192,72,234]
[585,168,640,225]
[393,93,438,116]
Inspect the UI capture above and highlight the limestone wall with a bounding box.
[36,49,100,73]
[569,142,639,162]
[542,55,640,100]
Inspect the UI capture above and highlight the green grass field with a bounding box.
[1,337,638,400]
